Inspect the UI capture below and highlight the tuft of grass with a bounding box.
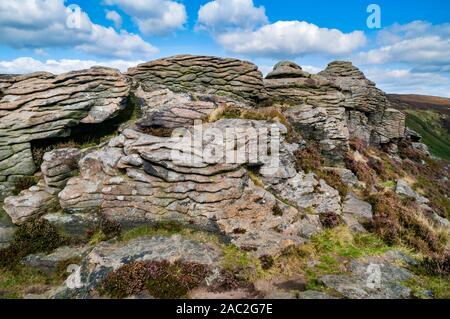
[0,265,59,299]
[383,181,396,188]
[405,275,450,299]
[86,214,122,245]
[221,245,263,282]
[247,168,264,188]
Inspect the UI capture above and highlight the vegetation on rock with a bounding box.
[98,260,209,299]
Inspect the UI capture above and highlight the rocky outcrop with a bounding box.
[0,67,130,197]
[264,62,349,160]
[127,55,268,106]
[56,119,331,255]
[319,61,406,145]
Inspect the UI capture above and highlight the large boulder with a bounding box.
[320,252,414,299]
[319,61,406,145]
[127,55,268,106]
[264,61,349,160]
[0,68,130,196]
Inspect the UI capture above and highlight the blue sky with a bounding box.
[0,0,449,97]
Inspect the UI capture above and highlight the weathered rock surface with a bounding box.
[127,55,268,105]
[3,148,83,224]
[343,192,373,223]
[0,224,15,248]
[56,119,326,255]
[3,184,59,224]
[396,179,429,205]
[135,89,218,131]
[0,67,130,196]
[264,61,349,160]
[319,61,406,145]
[320,252,414,299]
[22,245,91,274]
[41,148,82,189]
[297,290,338,299]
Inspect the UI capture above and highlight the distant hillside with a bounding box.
[388,94,450,161]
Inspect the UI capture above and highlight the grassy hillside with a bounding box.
[388,94,450,162]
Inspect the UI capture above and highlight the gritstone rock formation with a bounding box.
[0,67,130,199]
[0,56,414,252]
[1,55,448,300]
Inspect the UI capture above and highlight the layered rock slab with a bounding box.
[127,55,268,106]
[0,67,130,196]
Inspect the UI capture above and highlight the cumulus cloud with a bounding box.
[103,0,187,35]
[106,10,122,29]
[197,0,268,32]
[217,21,367,57]
[357,21,450,73]
[364,67,450,98]
[0,57,144,74]
[0,0,158,59]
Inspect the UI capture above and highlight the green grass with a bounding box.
[0,266,60,299]
[383,181,396,188]
[405,111,450,162]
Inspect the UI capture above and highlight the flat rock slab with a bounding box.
[22,246,91,274]
[59,235,223,297]
[320,253,414,299]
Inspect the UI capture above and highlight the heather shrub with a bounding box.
[368,191,444,254]
[0,218,64,269]
[319,212,343,229]
[98,260,209,299]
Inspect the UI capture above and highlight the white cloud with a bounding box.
[0,57,144,74]
[357,21,450,73]
[197,0,268,32]
[364,67,450,98]
[103,0,187,35]
[106,10,122,29]
[217,21,366,57]
[0,0,158,59]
